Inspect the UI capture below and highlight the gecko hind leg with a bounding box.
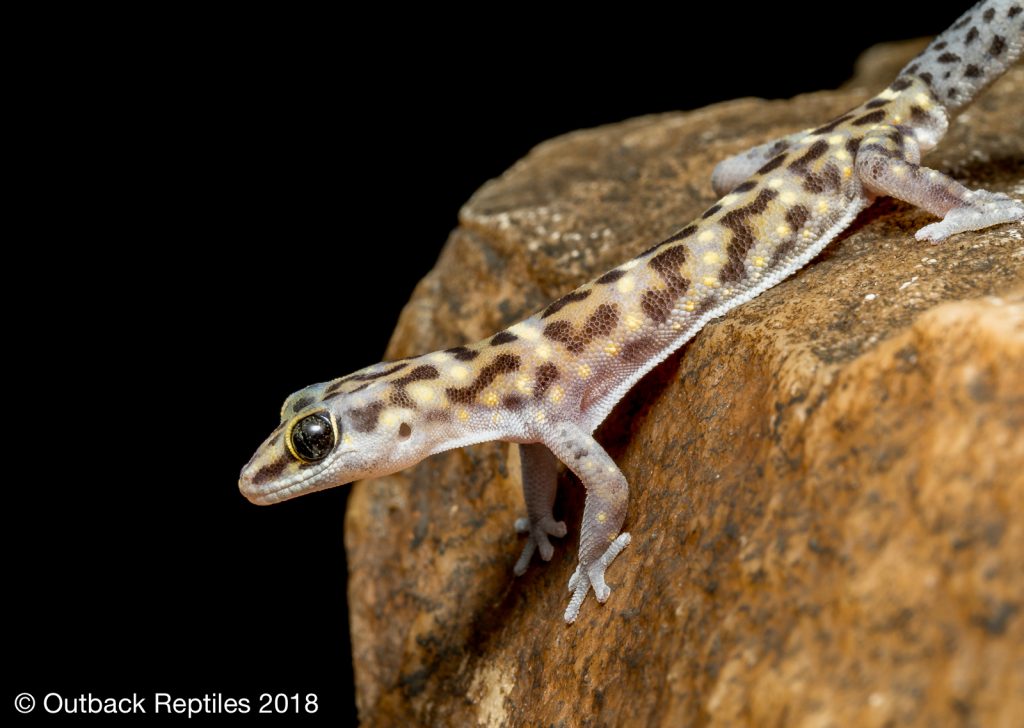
[513,443,567,576]
[855,127,1024,243]
[711,130,809,196]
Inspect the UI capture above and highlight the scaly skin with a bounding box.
[241,0,1024,623]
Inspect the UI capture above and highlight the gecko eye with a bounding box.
[290,412,335,462]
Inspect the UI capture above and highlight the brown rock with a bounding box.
[345,43,1024,725]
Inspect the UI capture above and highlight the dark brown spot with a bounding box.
[251,457,290,486]
[595,269,626,285]
[490,330,519,345]
[803,163,842,194]
[732,180,757,193]
[621,335,658,363]
[937,52,962,63]
[852,110,887,126]
[1009,6,1022,19]
[267,431,282,448]
[845,138,861,157]
[541,290,591,319]
[349,402,385,433]
[953,15,972,30]
[398,422,412,438]
[919,72,934,85]
[890,77,913,91]
[635,225,697,259]
[864,98,890,109]
[648,244,690,297]
[543,304,619,354]
[702,204,722,219]
[768,238,796,269]
[948,88,959,99]
[533,363,559,399]
[965,26,980,44]
[905,63,919,74]
[720,188,779,283]
[768,139,791,155]
[989,35,1005,56]
[445,346,479,361]
[325,362,409,393]
[292,396,314,413]
[757,153,787,174]
[393,365,439,386]
[933,41,948,50]
[983,7,995,22]
[641,289,673,323]
[446,353,521,404]
[786,204,810,231]
[811,114,854,135]
[789,140,829,173]
[502,394,526,411]
[964,64,983,78]
[910,106,932,125]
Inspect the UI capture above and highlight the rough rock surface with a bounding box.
[345,41,1024,726]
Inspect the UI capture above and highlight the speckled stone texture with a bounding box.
[345,41,1024,726]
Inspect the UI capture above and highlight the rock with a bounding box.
[344,42,1024,725]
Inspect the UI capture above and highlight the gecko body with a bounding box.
[241,1,1023,623]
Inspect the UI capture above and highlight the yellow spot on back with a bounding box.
[702,276,719,288]
[702,250,722,264]
[843,166,853,178]
[768,178,785,189]
[483,391,499,407]
[780,191,797,204]
[597,512,607,523]
[548,385,564,403]
[915,93,931,109]
[753,256,766,268]
[536,344,552,360]
[509,322,540,341]
[684,300,696,312]
[698,230,715,243]
[515,376,533,394]
[381,411,399,428]
[457,409,469,422]
[817,200,829,213]
[577,363,591,378]
[625,313,642,331]
[719,194,739,205]
[827,134,844,144]
[409,383,435,405]
[604,341,619,356]
[449,365,469,382]
[776,224,791,236]
[892,163,907,176]
[834,149,850,161]
[534,411,546,423]
[892,114,903,124]
[616,275,635,294]
[491,412,503,425]
[342,433,353,446]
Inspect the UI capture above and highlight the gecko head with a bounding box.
[238,373,434,505]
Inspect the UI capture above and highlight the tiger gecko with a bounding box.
[241,0,1023,623]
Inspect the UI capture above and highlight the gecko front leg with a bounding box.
[513,443,568,576]
[855,126,1024,242]
[543,423,631,623]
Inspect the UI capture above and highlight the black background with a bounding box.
[10,3,969,724]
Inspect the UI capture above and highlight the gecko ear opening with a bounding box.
[288,412,336,462]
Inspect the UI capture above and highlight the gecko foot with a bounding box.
[916,191,1023,243]
[563,532,632,624]
[513,515,568,576]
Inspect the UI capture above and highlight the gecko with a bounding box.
[241,0,1023,624]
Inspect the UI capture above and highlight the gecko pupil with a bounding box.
[291,413,335,462]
